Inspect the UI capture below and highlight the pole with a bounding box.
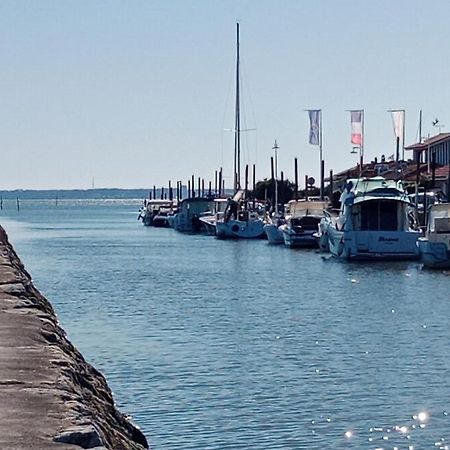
[294,157,298,200]
[402,110,406,161]
[415,149,420,212]
[233,23,241,192]
[418,109,422,143]
[252,163,256,209]
[361,109,365,168]
[305,175,308,201]
[396,136,400,162]
[432,151,436,188]
[319,111,324,200]
[329,170,334,202]
[447,164,450,202]
[270,156,275,209]
[245,164,249,202]
[320,160,325,201]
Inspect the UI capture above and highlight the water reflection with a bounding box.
[1,200,450,449]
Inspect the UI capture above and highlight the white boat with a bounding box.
[172,197,215,233]
[139,199,176,227]
[417,203,450,268]
[263,140,285,244]
[263,216,285,244]
[280,200,328,248]
[324,177,421,260]
[314,209,338,252]
[199,198,229,236]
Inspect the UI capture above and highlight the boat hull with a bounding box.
[216,219,265,239]
[327,228,420,261]
[418,238,450,269]
[263,223,284,244]
[280,226,318,248]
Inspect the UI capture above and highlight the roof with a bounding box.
[405,132,450,151]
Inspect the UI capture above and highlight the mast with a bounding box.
[233,22,241,192]
[273,140,279,215]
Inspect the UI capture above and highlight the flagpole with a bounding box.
[319,110,323,200]
[402,110,406,161]
[361,110,364,170]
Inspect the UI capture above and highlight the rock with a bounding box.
[0,226,150,450]
[54,425,104,448]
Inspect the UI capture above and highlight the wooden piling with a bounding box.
[294,157,298,200]
[320,159,325,201]
[305,175,308,201]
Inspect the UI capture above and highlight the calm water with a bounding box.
[1,199,450,450]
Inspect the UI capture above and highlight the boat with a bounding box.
[314,209,338,252]
[215,191,265,239]
[280,200,328,248]
[138,199,176,227]
[263,140,285,244]
[324,176,421,260]
[417,203,450,268]
[172,197,215,233]
[212,23,265,239]
[263,215,285,244]
[199,198,229,236]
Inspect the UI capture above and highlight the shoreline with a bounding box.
[0,225,149,449]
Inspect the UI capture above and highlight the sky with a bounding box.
[1,0,450,190]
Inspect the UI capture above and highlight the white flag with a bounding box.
[391,110,405,140]
[307,110,321,146]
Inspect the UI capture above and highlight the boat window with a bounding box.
[434,217,450,233]
[359,200,398,231]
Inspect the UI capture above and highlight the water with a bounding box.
[1,199,450,449]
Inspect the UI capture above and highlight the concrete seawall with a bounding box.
[0,226,149,450]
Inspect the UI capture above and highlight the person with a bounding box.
[224,197,238,222]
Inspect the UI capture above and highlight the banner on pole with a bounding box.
[390,110,405,140]
[307,110,321,146]
[350,110,363,146]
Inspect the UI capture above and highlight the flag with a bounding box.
[308,110,321,145]
[390,110,405,140]
[350,110,363,146]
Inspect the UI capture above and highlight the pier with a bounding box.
[0,226,148,450]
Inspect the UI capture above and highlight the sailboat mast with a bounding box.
[273,139,279,215]
[234,22,241,192]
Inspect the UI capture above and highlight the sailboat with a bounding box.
[215,23,265,239]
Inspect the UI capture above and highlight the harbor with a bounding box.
[2,1,450,449]
[1,198,450,449]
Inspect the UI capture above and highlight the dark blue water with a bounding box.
[1,199,450,449]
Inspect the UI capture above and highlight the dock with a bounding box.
[0,226,148,450]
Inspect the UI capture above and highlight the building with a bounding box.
[405,132,450,165]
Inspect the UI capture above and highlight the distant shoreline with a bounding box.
[0,188,155,200]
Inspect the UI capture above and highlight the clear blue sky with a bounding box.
[1,0,449,190]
